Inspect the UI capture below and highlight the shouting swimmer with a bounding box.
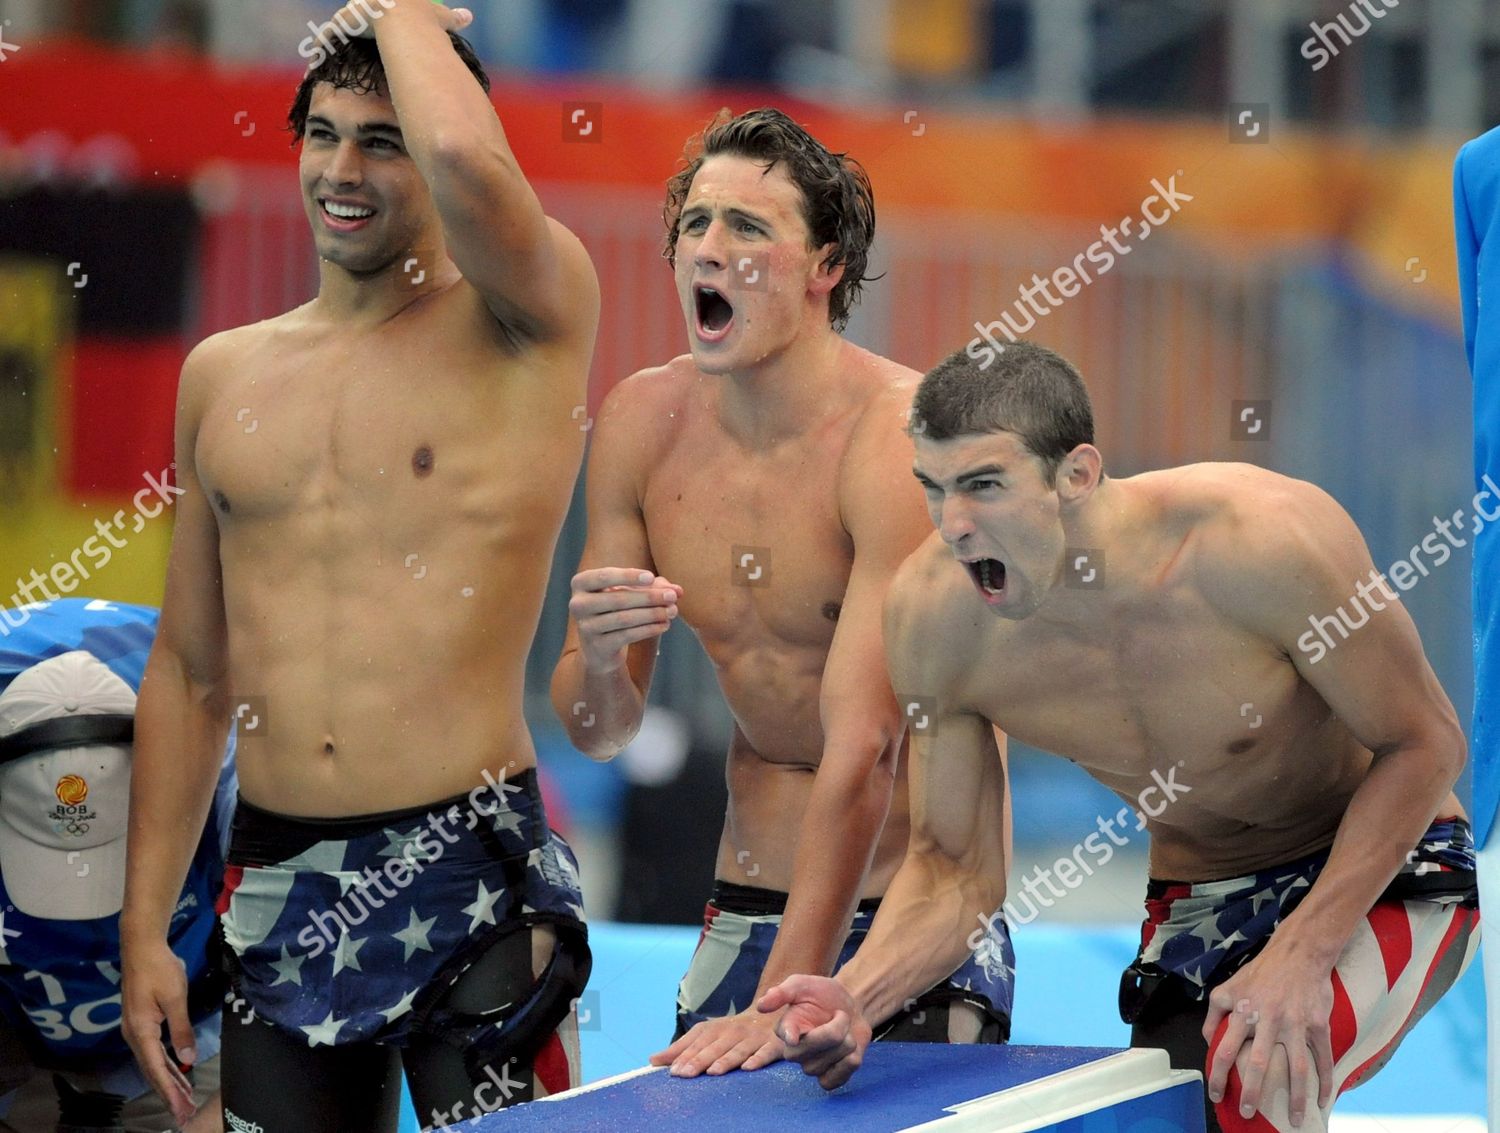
[550,108,1014,1079]
[767,341,1478,1133]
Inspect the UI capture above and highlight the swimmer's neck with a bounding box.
[1037,476,1153,625]
[714,327,851,446]
[312,255,458,324]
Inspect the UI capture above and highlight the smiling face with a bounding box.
[672,155,841,375]
[913,430,1075,619]
[299,83,435,275]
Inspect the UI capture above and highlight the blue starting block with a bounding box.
[473,1044,1205,1132]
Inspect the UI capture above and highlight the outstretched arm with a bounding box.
[358,1,596,341]
[762,565,1010,1090]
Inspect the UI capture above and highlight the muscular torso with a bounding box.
[629,356,913,896]
[925,468,1460,881]
[195,287,585,816]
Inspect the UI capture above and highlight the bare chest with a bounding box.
[971,583,1301,783]
[194,329,536,526]
[642,430,853,651]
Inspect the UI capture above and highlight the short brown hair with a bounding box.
[287,31,491,143]
[912,341,1098,483]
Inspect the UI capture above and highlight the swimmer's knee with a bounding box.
[1209,1035,1325,1133]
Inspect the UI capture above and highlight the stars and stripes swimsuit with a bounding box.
[675,881,1015,1044]
[1120,817,1479,1132]
[216,768,590,1127]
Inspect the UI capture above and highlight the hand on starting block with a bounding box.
[758,975,873,1091]
[652,1007,786,1078]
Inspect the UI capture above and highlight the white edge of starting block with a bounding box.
[1327,1119,1485,1132]
[903,1048,1201,1133]
[530,1063,665,1104]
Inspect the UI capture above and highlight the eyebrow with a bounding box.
[913,464,1008,486]
[680,204,774,229]
[306,115,403,138]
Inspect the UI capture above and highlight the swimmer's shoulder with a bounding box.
[1161,463,1359,617]
[841,347,923,466]
[597,355,700,427]
[1144,462,1338,535]
[845,344,922,410]
[175,311,311,422]
[591,355,703,469]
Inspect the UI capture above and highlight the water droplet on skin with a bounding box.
[462,587,475,598]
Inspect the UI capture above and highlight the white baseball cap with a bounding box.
[0,651,135,920]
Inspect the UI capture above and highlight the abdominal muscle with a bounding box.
[221,536,544,819]
[713,723,911,901]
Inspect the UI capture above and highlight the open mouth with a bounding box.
[964,557,1007,603]
[694,285,735,342]
[319,198,376,230]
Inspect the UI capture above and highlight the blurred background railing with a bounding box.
[6,1,1500,134]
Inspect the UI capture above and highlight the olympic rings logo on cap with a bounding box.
[61,819,91,836]
[55,775,89,807]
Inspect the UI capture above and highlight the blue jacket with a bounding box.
[1455,126,1500,848]
[0,599,234,1101]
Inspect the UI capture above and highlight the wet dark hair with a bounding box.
[663,107,877,333]
[287,30,491,143]
[912,341,1098,484]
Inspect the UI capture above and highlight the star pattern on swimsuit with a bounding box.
[281,840,349,874]
[379,987,421,1024]
[332,930,368,977]
[491,804,527,841]
[394,907,438,961]
[1187,916,1225,952]
[461,880,504,933]
[378,825,429,862]
[301,1010,346,1048]
[0,911,19,964]
[269,943,306,987]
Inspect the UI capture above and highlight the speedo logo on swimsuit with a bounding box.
[224,1111,266,1133]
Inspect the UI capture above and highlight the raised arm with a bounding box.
[363,1,596,342]
[1199,477,1466,1122]
[120,337,236,1127]
[761,555,1009,1090]
[550,376,682,760]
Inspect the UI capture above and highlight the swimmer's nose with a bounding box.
[938,497,976,544]
[324,140,365,190]
[694,219,729,272]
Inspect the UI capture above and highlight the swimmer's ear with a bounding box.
[808,242,844,298]
[1054,444,1104,502]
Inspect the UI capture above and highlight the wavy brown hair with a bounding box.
[663,108,877,333]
